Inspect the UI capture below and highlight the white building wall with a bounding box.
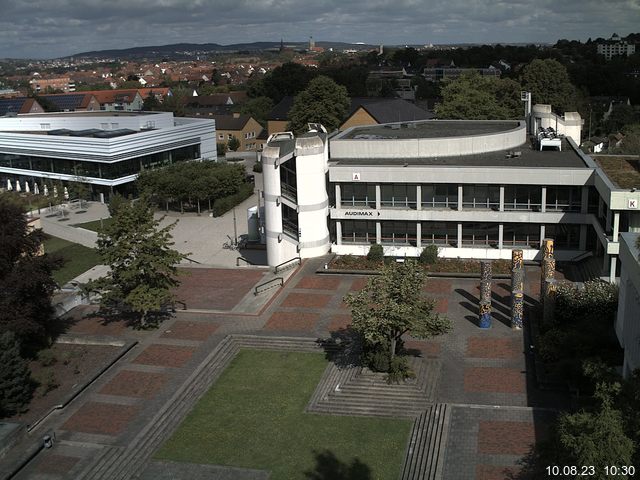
[532,105,582,143]
[295,136,330,259]
[616,233,640,377]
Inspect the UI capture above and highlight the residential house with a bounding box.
[205,113,263,151]
[38,93,101,112]
[0,97,44,116]
[81,90,144,111]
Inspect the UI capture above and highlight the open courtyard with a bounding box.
[3,254,566,480]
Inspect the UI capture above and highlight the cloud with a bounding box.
[0,0,636,58]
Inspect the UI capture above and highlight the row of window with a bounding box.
[0,145,200,180]
[339,183,589,212]
[340,220,581,249]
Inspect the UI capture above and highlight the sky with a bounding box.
[0,0,638,59]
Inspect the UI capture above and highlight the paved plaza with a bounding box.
[3,256,567,480]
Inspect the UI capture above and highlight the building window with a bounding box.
[342,220,376,244]
[228,134,233,140]
[461,223,499,247]
[40,123,50,130]
[462,185,500,210]
[341,183,376,208]
[421,222,458,246]
[381,184,417,209]
[502,223,540,248]
[381,221,417,246]
[218,134,223,140]
[545,224,580,249]
[545,186,581,212]
[421,184,457,209]
[280,158,297,202]
[100,123,109,129]
[282,204,298,239]
[504,186,542,211]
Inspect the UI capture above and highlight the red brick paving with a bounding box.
[423,279,452,294]
[65,306,128,336]
[35,454,79,475]
[464,367,526,394]
[132,344,195,368]
[435,297,448,313]
[328,314,352,332]
[404,340,441,358]
[62,401,138,435]
[477,421,536,455]
[161,320,219,341]
[173,268,265,310]
[475,465,521,480]
[265,312,320,332]
[296,276,341,290]
[349,277,369,291]
[466,337,521,359]
[99,370,168,398]
[281,292,332,308]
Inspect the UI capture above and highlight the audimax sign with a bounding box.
[344,210,381,217]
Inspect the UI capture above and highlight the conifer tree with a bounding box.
[0,332,33,417]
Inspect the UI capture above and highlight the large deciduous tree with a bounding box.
[344,261,451,366]
[0,331,33,417]
[0,198,62,352]
[520,59,579,113]
[83,198,186,328]
[287,75,350,134]
[435,72,522,120]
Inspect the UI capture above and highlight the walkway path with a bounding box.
[3,258,567,480]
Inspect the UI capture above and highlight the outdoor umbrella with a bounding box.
[15,180,21,192]
[44,184,49,196]
[25,181,30,194]
[63,187,69,200]
[34,183,40,195]
[53,186,58,198]
[6,179,12,191]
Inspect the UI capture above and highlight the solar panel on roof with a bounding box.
[40,94,85,111]
[0,98,27,116]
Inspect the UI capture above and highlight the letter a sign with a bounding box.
[352,172,361,181]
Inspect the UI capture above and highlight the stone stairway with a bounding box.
[307,357,441,418]
[400,404,451,480]
[75,335,331,480]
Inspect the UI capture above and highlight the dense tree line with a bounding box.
[136,161,248,214]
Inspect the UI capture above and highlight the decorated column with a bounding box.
[543,278,557,325]
[511,249,525,329]
[511,290,524,329]
[479,301,492,329]
[480,260,493,304]
[540,238,555,301]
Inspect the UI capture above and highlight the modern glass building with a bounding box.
[0,111,216,199]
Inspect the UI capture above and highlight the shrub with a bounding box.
[419,245,438,265]
[0,332,33,417]
[212,183,254,217]
[217,142,228,156]
[252,160,263,173]
[366,243,384,263]
[387,356,414,384]
[37,350,57,367]
[555,280,618,325]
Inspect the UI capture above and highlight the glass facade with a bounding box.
[282,204,299,238]
[341,183,376,208]
[462,185,500,210]
[421,222,458,246]
[504,186,542,211]
[342,220,376,244]
[381,184,417,209]
[545,186,581,212]
[545,224,580,249]
[0,144,200,181]
[502,223,540,248]
[461,223,499,246]
[280,158,297,202]
[421,184,458,209]
[381,221,417,245]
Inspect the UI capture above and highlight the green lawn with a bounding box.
[72,217,114,232]
[156,350,412,480]
[44,236,102,285]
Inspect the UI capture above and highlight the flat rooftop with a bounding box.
[594,156,640,189]
[13,111,157,117]
[332,138,589,169]
[340,120,521,140]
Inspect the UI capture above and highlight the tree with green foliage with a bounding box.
[0,331,33,417]
[436,72,522,120]
[555,386,635,473]
[613,123,640,155]
[260,62,317,103]
[240,96,273,127]
[0,198,62,353]
[83,198,186,328]
[344,261,451,365]
[520,59,579,113]
[142,91,161,111]
[287,75,350,134]
[227,135,241,152]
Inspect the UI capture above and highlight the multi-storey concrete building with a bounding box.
[0,111,216,200]
[597,34,636,60]
[261,107,640,282]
